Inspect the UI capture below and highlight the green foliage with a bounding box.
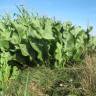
[88,36,96,53]
[0,7,93,68]
[0,6,96,94]
[0,51,19,95]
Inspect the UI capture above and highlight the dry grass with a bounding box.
[80,53,96,96]
[28,81,45,96]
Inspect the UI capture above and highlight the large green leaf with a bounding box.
[55,42,63,64]
[29,41,43,62]
[19,44,29,56]
[0,40,9,50]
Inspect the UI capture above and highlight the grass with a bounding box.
[80,53,96,96]
[2,53,96,96]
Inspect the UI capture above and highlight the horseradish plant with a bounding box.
[0,7,95,90]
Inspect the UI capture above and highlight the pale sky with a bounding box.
[0,0,96,35]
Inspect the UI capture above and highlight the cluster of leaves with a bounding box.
[88,36,96,53]
[0,6,95,93]
[0,7,93,66]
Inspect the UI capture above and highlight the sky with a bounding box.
[0,0,96,35]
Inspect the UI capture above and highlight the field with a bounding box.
[0,7,96,96]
